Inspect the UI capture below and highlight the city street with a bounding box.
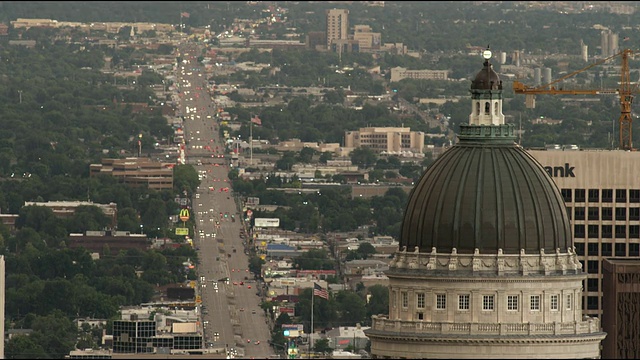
[177,44,275,358]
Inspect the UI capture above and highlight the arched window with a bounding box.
[494,101,499,115]
[476,102,480,115]
[485,102,490,114]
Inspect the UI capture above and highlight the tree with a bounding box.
[365,284,389,322]
[297,147,316,163]
[5,334,48,359]
[356,242,376,260]
[350,147,377,169]
[313,338,332,354]
[248,255,265,277]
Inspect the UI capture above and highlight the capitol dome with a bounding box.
[399,130,572,254]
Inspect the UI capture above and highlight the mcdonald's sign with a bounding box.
[179,208,190,222]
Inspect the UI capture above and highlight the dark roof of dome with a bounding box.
[471,60,502,90]
[399,125,572,255]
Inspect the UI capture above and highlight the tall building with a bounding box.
[365,49,606,358]
[326,8,349,49]
[601,258,640,359]
[601,29,619,57]
[527,149,640,320]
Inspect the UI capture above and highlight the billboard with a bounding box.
[254,218,280,228]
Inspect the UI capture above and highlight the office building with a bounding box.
[527,148,640,320]
[89,158,174,190]
[365,50,605,358]
[326,9,349,49]
[344,127,424,155]
[389,67,449,82]
[352,25,381,52]
[601,258,640,359]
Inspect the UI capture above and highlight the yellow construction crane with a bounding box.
[513,49,637,150]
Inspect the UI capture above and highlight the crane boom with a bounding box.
[513,48,636,150]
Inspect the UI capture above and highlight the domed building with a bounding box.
[364,49,606,359]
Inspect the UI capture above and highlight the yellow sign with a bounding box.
[176,227,189,235]
[196,295,202,303]
[189,281,196,288]
[179,208,190,222]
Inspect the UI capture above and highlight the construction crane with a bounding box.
[513,49,637,150]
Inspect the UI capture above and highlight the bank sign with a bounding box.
[543,163,575,178]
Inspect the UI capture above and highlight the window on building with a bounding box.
[615,225,626,238]
[587,278,599,292]
[616,189,627,203]
[566,294,572,310]
[416,312,424,320]
[575,242,585,256]
[416,293,425,309]
[587,296,599,310]
[630,207,640,221]
[494,102,499,115]
[601,225,612,238]
[476,102,480,115]
[401,291,408,308]
[575,207,585,221]
[482,295,494,311]
[602,207,613,221]
[588,189,600,202]
[615,243,627,257]
[530,295,541,311]
[587,260,599,274]
[588,225,599,238]
[630,189,640,203]
[630,243,640,257]
[631,226,640,239]
[550,295,559,311]
[588,207,599,221]
[616,207,627,221]
[601,243,613,256]
[436,294,446,310]
[575,189,586,202]
[602,189,613,203]
[574,225,585,238]
[588,243,599,256]
[458,294,470,310]
[566,206,572,220]
[507,295,519,311]
[485,102,490,114]
[561,188,572,202]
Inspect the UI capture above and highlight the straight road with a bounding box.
[176,43,275,358]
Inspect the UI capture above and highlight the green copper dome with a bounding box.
[399,53,571,255]
[399,126,572,254]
